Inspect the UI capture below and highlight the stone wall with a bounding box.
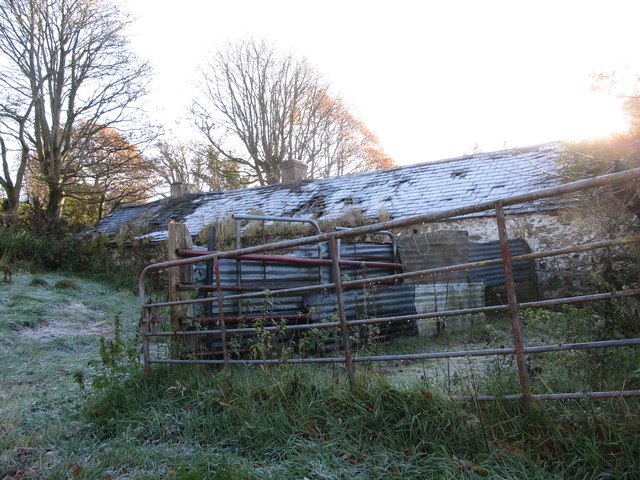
[390,210,616,299]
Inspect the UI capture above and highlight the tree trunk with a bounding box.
[1,137,26,217]
[46,186,64,220]
[97,193,106,221]
[1,186,20,216]
[167,222,200,357]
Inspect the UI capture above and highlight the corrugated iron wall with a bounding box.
[398,231,469,284]
[193,242,398,318]
[192,236,537,329]
[469,239,538,303]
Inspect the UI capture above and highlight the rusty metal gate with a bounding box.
[139,168,640,405]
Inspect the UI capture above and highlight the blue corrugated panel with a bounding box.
[468,239,534,286]
[191,243,397,317]
[305,286,417,322]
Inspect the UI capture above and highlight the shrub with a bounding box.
[0,226,137,289]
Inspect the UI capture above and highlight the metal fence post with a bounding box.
[139,267,151,373]
[495,201,532,410]
[329,235,354,379]
[235,218,243,317]
[141,314,151,373]
[214,256,230,373]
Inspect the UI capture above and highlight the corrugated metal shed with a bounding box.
[398,231,469,284]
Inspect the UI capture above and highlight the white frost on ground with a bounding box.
[18,319,111,339]
[17,301,112,340]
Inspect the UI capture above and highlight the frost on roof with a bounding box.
[91,142,565,242]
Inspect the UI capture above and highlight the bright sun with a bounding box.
[561,93,629,142]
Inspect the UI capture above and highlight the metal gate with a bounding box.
[139,168,640,406]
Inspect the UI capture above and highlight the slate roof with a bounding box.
[92,142,565,242]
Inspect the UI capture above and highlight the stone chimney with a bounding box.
[170,183,197,199]
[281,160,308,185]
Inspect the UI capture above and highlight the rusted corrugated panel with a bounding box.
[468,239,534,286]
[398,231,469,284]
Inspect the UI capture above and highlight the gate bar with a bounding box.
[329,236,354,378]
[496,201,532,409]
[451,390,640,402]
[176,249,402,270]
[145,338,640,365]
[143,288,640,337]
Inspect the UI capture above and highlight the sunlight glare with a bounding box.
[561,92,629,141]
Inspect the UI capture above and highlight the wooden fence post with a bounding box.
[167,221,197,356]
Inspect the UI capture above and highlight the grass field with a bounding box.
[1,271,640,479]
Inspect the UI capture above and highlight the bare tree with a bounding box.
[0,93,33,215]
[0,0,151,220]
[307,96,395,179]
[152,140,248,193]
[192,39,393,186]
[153,140,194,186]
[67,127,160,221]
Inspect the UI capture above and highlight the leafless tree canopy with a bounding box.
[152,140,247,193]
[0,0,151,218]
[192,39,393,186]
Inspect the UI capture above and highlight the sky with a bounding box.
[122,0,640,165]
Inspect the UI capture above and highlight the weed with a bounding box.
[29,276,50,287]
[54,278,80,290]
[79,362,640,478]
[90,315,141,391]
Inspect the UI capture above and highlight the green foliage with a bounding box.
[560,138,640,239]
[29,276,50,287]
[0,226,137,289]
[562,136,640,180]
[197,216,235,250]
[83,315,145,431]
[241,220,313,247]
[521,306,603,343]
[80,363,640,479]
[521,306,640,392]
[91,315,140,390]
[60,194,102,228]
